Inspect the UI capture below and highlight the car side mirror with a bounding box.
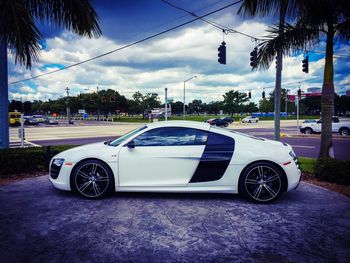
[317,120,322,124]
[126,140,135,148]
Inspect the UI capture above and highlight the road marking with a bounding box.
[292,145,316,149]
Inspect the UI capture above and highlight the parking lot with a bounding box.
[0,176,349,262]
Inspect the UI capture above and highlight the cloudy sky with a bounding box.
[8,0,350,104]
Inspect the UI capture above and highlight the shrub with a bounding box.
[0,145,76,177]
[314,158,350,185]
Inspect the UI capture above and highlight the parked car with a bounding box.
[300,117,350,136]
[242,116,259,123]
[33,115,45,123]
[24,118,39,125]
[302,119,317,124]
[206,118,229,127]
[44,117,59,125]
[220,116,234,123]
[49,121,301,203]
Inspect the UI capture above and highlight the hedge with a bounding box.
[314,158,350,185]
[0,145,76,176]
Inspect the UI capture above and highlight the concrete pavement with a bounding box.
[0,176,349,262]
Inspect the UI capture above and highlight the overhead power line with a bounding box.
[162,0,259,41]
[9,0,243,85]
[163,0,350,59]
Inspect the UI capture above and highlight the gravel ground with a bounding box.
[0,176,349,262]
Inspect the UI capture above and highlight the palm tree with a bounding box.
[254,0,350,158]
[0,0,101,149]
[238,0,298,141]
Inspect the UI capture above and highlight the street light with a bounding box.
[183,75,197,119]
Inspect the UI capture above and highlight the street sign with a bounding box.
[78,109,86,114]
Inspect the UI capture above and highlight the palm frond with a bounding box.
[335,19,350,43]
[0,1,41,68]
[256,20,320,71]
[27,0,101,37]
[237,0,298,20]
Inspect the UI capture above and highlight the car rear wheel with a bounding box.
[239,162,285,203]
[224,123,228,127]
[71,159,114,199]
[304,128,313,134]
[339,128,350,136]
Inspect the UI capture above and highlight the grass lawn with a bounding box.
[299,157,317,174]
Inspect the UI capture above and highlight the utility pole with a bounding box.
[285,89,288,120]
[165,88,168,121]
[65,87,70,122]
[96,86,100,121]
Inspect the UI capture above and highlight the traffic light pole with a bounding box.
[165,88,168,121]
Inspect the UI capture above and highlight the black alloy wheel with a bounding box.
[71,160,114,198]
[304,128,313,134]
[340,128,349,136]
[239,162,285,203]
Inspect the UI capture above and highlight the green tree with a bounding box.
[0,0,101,149]
[188,99,203,115]
[259,98,273,112]
[223,90,249,116]
[254,0,350,158]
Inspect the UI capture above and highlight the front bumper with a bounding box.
[282,158,302,191]
[49,163,73,191]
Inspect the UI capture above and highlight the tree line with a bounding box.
[9,89,350,116]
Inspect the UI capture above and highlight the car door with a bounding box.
[118,127,208,187]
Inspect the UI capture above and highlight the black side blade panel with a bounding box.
[190,132,235,183]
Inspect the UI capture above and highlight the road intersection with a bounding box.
[9,120,350,160]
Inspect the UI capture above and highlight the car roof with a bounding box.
[147,120,210,130]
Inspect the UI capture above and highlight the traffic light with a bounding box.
[262,90,265,99]
[101,96,107,102]
[302,56,309,73]
[110,95,116,102]
[298,88,302,98]
[250,47,258,69]
[218,41,226,64]
[248,91,251,99]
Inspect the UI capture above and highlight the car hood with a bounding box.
[53,141,118,163]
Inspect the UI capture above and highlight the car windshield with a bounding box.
[108,125,147,146]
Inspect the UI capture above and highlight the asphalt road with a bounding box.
[9,121,350,160]
[0,176,349,262]
[31,132,350,160]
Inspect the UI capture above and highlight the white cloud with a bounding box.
[7,15,348,105]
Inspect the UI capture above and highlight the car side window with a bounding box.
[133,127,208,147]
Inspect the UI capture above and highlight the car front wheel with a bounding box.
[71,159,114,199]
[239,162,285,203]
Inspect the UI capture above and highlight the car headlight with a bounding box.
[289,150,297,159]
[52,158,65,167]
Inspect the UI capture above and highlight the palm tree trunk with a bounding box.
[319,25,334,158]
[274,1,287,141]
[0,40,9,149]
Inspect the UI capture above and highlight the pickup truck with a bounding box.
[300,117,350,136]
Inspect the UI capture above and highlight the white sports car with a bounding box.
[49,121,301,203]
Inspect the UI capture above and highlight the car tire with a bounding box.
[71,159,114,199]
[339,127,350,136]
[239,161,285,203]
[304,128,313,134]
[248,120,251,123]
[224,123,228,127]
